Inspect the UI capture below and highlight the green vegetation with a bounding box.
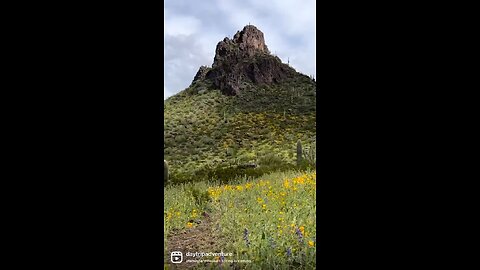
[164,69,316,268]
[164,170,316,269]
[164,72,316,185]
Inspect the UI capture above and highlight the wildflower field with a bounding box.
[164,170,316,269]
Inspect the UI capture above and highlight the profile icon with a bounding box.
[171,251,183,263]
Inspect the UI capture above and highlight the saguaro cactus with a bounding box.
[303,141,316,167]
[296,140,303,166]
[223,110,228,123]
[164,160,169,183]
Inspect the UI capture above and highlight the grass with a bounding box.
[164,170,316,269]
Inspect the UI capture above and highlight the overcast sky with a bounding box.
[164,0,316,100]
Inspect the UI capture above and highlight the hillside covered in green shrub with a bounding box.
[164,25,316,184]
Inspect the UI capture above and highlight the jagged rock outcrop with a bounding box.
[192,25,298,95]
[192,66,211,83]
[213,25,270,66]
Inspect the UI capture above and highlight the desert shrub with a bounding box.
[226,147,236,156]
[237,152,256,163]
[168,161,299,186]
[174,135,187,144]
[200,136,214,145]
[258,153,284,167]
[186,186,211,208]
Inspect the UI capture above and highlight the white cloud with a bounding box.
[164,0,316,99]
[164,11,201,36]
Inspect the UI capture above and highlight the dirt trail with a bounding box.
[165,213,226,269]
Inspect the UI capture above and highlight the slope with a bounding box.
[164,25,316,184]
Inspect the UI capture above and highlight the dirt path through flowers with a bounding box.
[165,213,227,269]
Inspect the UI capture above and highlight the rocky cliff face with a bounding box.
[213,25,270,65]
[192,25,298,95]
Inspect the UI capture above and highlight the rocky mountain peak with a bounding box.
[212,25,270,66]
[233,25,269,52]
[191,25,299,96]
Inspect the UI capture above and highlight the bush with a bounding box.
[186,186,211,208]
[258,153,284,167]
[168,161,299,186]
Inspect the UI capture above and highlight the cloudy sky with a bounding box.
[164,0,316,99]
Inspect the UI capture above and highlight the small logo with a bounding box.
[171,251,183,263]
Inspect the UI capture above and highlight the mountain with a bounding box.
[164,25,316,184]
